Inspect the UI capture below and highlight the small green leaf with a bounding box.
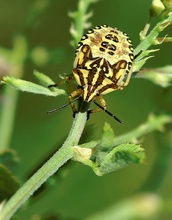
[33,70,56,87]
[80,141,99,149]
[96,143,145,176]
[74,143,145,176]
[100,122,115,151]
[2,76,65,97]
[133,49,159,73]
[96,123,115,165]
[73,124,145,176]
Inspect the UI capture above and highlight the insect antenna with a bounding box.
[93,100,123,124]
[47,96,80,114]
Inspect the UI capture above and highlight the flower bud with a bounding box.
[150,0,165,17]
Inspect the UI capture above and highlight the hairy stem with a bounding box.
[0,111,87,220]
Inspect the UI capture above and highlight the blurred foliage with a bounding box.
[0,0,172,220]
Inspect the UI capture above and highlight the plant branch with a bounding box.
[69,0,98,47]
[113,114,172,146]
[133,11,172,73]
[0,111,87,220]
[0,36,27,151]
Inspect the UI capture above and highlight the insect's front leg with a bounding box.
[48,74,74,88]
[119,72,132,89]
[122,51,142,87]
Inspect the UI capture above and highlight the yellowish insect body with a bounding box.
[48,25,134,123]
[73,25,134,103]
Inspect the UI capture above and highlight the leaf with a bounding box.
[0,150,19,175]
[96,143,145,176]
[72,123,145,176]
[136,65,172,87]
[2,76,65,97]
[0,150,20,201]
[33,70,56,87]
[100,122,115,151]
[87,193,161,220]
[0,164,20,202]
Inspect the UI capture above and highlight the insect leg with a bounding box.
[92,95,107,113]
[48,75,74,88]
[69,88,83,116]
[122,68,133,87]
[89,96,122,123]
[87,95,107,119]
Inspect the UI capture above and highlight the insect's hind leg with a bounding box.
[87,96,107,119]
[89,96,107,114]
[89,95,122,123]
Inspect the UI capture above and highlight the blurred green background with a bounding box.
[0,0,172,219]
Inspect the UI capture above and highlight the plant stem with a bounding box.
[0,111,87,220]
[113,114,172,146]
[0,35,27,151]
[0,87,18,151]
[133,12,172,72]
[69,0,96,47]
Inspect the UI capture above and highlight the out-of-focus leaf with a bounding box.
[100,122,115,151]
[34,70,56,87]
[86,193,162,220]
[0,164,20,202]
[135,65,172,87]
[2,76,65,97]
[0,150,19,175]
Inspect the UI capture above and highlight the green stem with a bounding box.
[0,111,87,220]
[134,12,172,72]
[0,87,18,151]
[74,0,88,43]
[70,0,96,47]
[113,114,172,146]
[0,35,27,151]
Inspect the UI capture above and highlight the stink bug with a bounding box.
[48,25,134,123]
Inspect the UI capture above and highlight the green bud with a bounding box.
[161,0,172,11]
[150,0,165,17]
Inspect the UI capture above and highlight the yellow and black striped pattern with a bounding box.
[73,25,134,102]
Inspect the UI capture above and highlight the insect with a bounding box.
[49,25,134,123]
